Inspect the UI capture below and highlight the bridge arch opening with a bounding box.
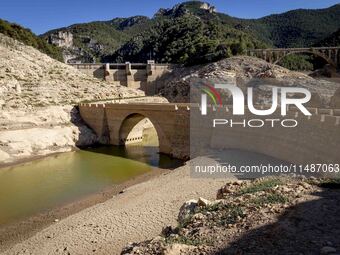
[274,51,334,70]
[118,113,159,148]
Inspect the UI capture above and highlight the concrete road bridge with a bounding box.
[247,47,340,69]
[79,103,340,164]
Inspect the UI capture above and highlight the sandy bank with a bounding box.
[2,160,231,255]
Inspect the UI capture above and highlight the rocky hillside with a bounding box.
[156,56,340,107]
[0,19,63,62]
[0,33,149,165]
[122,175,340,254]
[42,1,340,64]
[0,33,142,110]
[41,16,153,63]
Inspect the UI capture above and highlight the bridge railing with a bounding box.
[248,47,340,53]
[79,102,340,116]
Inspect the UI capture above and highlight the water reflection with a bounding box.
[0,145,181,225]
[85,145,183,169]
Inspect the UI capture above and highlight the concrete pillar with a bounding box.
[125,62,132,75]
[263,51,267,62]
[268,51,273,63]
[146,60,155,76]
[125,62,133,88]
[104,63,112,81]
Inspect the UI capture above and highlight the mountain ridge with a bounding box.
[5,1,339,64]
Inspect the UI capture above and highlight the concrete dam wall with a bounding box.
[70,61,173,96]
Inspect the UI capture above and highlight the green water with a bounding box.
[0,145,182,225]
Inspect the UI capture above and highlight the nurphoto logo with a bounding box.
[199,83,312,128]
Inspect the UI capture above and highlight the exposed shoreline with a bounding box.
[2,159,229,255]
[0,166,168,253]
[0,148,78,169]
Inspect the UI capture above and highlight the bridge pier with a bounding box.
[104,63,111,81]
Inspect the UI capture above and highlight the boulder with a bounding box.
[178,199,198,224]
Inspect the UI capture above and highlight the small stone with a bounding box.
[192,213,205,220]
[197,197,211,207]
[299,182,311,189]
[54,219,59,222]
[321,246,337,254]
[282,187,292,193]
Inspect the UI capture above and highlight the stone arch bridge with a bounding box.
[79,103,190,159]
[79,103,340,164]
[247,47,340,69]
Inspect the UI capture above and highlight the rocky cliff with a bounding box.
[47,31,74,48]
[0,33,147,165]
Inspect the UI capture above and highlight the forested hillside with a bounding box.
[107,11,266,65]
[233,3,340,48]
[39,1,340,65]
[316,28,340,46]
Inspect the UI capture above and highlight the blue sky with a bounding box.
[1,0,339,34]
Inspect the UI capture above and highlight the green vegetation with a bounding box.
[231,3,340,48]
[41,16,154,63]
[165,235,211,246]
[237,178,283,195]
[316,28,340,47]
[55,1,339,66]
[217,204,245,226]
[177,202,245,232]
[107,10,266,65]
[200,202,220,212]
[251,193,289,206]
[0,19,63,61]
[278,54,314,71]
